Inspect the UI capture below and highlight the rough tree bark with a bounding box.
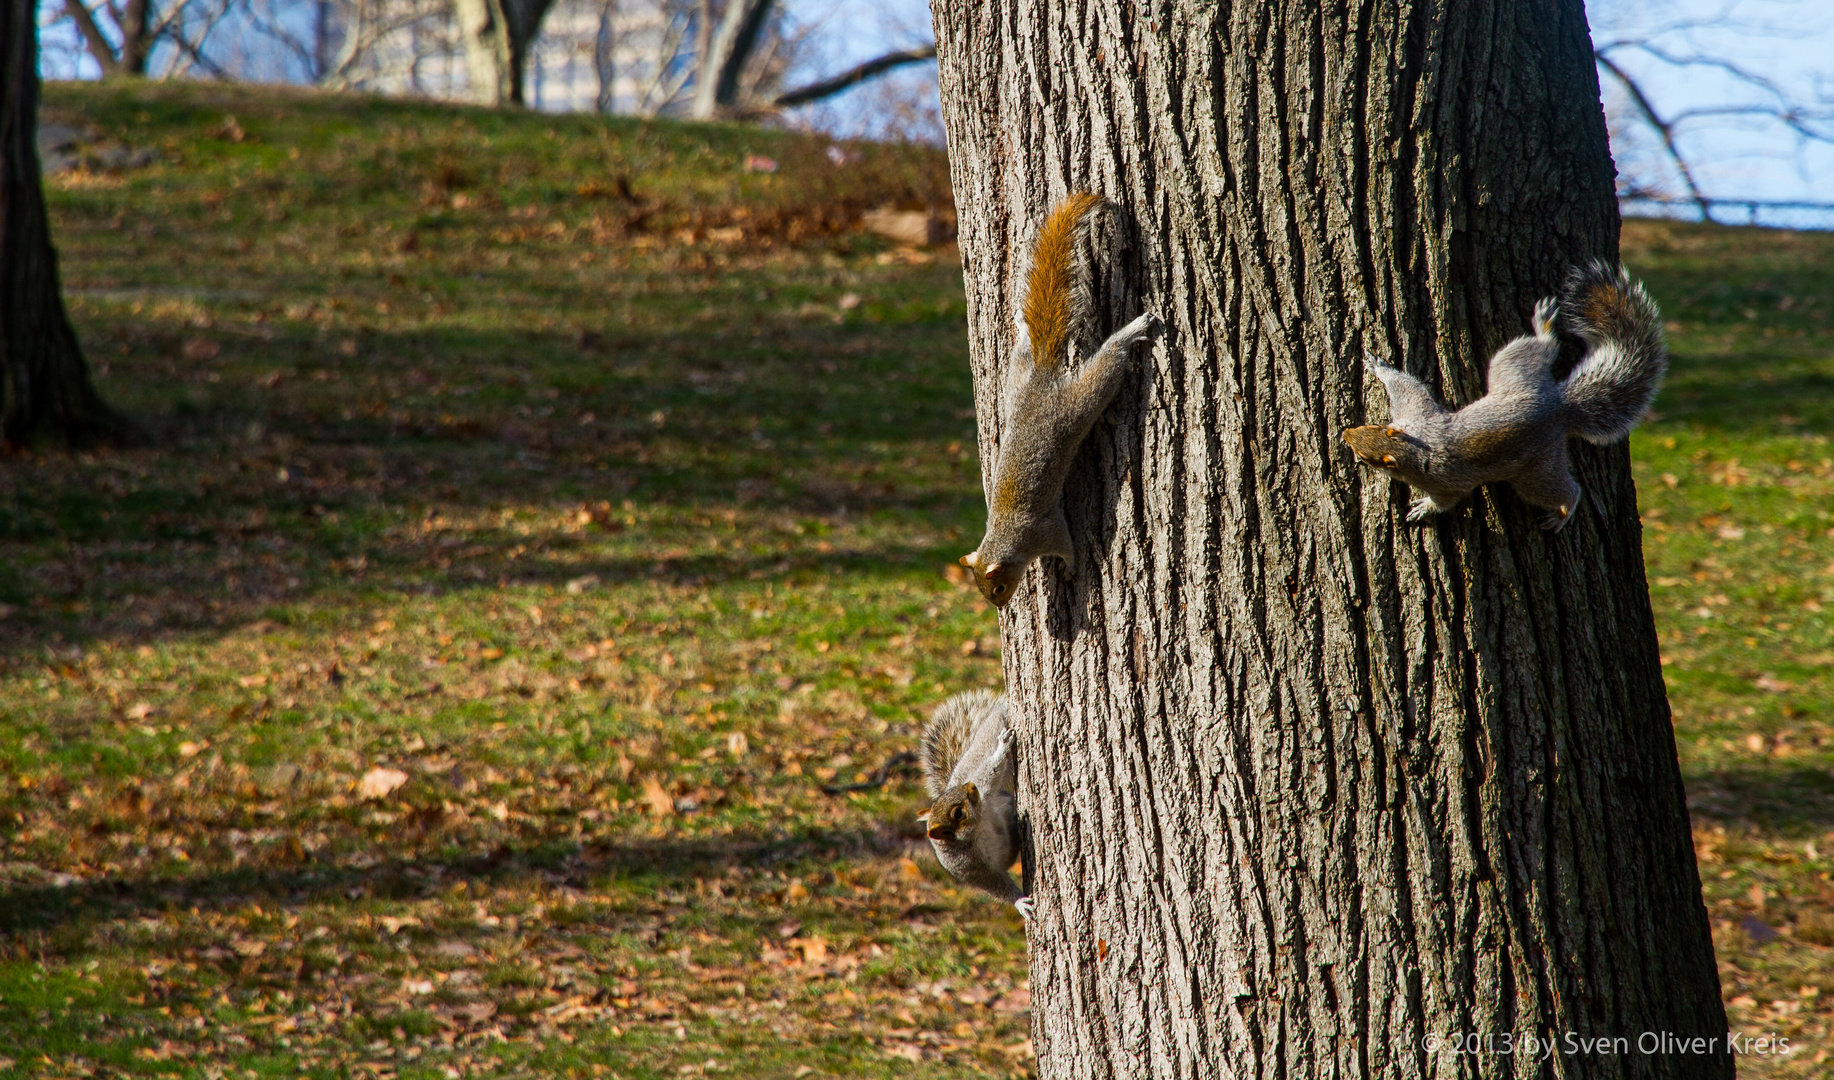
[2,1,134,449]
[931,3,1728,1078]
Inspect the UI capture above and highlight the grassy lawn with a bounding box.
[0,79,1829,1077]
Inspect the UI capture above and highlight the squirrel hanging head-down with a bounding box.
[959,193,1163,608]
[917,690,1031,918]
[1343,261,1667,531]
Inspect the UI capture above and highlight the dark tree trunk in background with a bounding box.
[932,3,1727,1077]
[2,3,134,449]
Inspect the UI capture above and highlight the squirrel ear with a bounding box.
[959,552,980,571]
[1384,426,1400,438]
[1382,454,1397,468]
[916,809,931,820]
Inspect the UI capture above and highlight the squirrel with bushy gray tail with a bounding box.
[1343,261,1668,531]
[958,192,1163,608]
[918,690,1031,918]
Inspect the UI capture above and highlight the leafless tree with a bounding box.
[1592,1,1834,219]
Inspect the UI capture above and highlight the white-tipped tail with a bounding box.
[1558,261,1668,445]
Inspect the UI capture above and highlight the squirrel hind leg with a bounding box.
[1510,465,1583,532]
[1040,509,1075,570]
[1532,297,1559,338]
[1541,485,1583,532]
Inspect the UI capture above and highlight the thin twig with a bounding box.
[820,751,918,796]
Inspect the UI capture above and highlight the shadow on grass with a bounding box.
[0,315,987,658]
[1684,765,1834,833]
[0,823,910,940]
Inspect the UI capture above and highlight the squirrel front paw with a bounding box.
[1405,496,1444,523]
[1014,896,1035,919]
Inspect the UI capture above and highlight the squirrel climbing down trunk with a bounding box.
[918,690,1031,917]
[959,193,1163,608]
[1343,261,1667,531]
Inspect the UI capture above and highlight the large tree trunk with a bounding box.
[932,3,1727,1078]
[1,1,134,449]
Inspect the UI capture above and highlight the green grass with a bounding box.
[3,78,1834,1077]
[1619,220,1834,1074]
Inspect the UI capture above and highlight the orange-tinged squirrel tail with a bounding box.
[1022,191,1105,374]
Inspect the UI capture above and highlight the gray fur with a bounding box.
[919,691,1029,915]
[1560,261,1668,444]
[920,689,1005,799]
[1350,262,1665,532]
[964,194,1163,608]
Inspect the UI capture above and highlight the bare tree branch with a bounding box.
[1594,49,1710,219]
[62,0,124,75]
[771,44,934,109]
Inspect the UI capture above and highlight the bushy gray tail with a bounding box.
[920,690,1004,799]
[1558,260,1668,445]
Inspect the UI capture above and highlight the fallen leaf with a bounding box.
[182,337,220,360]
[789,935,827,963]
[125,701,154,720]
[1756,674,1795,693]
[726,731,748,758]
[357,767,410,800]
[641,777,674,816]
